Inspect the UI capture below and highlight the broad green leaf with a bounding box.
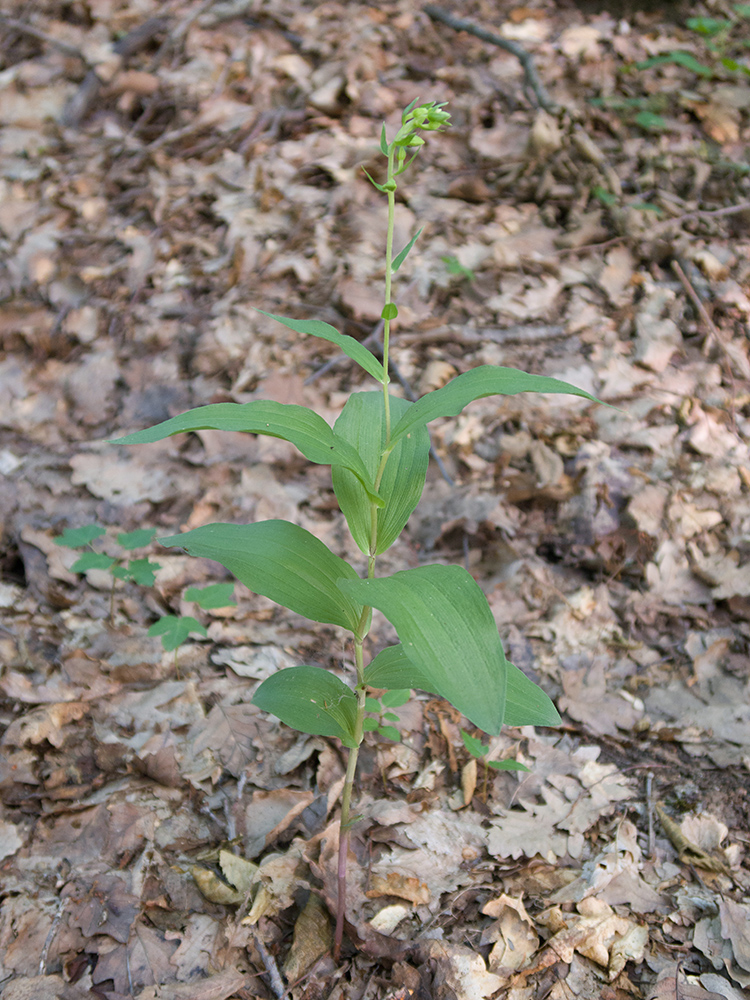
[364,643,432,690]
[392,227,423,272]
[380,689,410,708]
[332,393,430,555]
[160,520,363,632]
[503,663,560,727]
[112,401,382,506]
[363,718,379,731]
[364,643,560,728]
[55,525,105,548]
[253,666,358,747]
[389,366,604,448]
[255,310,386,384]
[364,697,381,712]
[634,111,669,132]
[341,565,507,734]
[117,528,156,550]
[72,552,115,572]
[381,303,398,321]
[184,583,236,609]
[487,759,530,772]
[125,558,161,586]
[148,615,207,651]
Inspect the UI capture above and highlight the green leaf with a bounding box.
[377,725,401,742]
[686,15,730,34]
[392,227,423,272]
[381,303,398,321]
[253,666,358,747]
[364,643,560,728]
[487,759,530,771]
[184,583,237,609]
[636,52,713,77]
[72,552,116,572]
[364,696,381,712]
[634,111,669,132]
[380,689,410,708]
[441,255,475,281]
[461,730,488,759]
[382,711,400,722]
[362,166,389,192]
[112,401,382,506]
[332,393,430,555]
[126,558,161,586]
[148,615,207,651]
[379,123,389,155]
[117,528,156,550]
[592,186,617,207]
[503,663,561,727]
[734,3,750,15]
[255,310,386,384]
[160,520,364,632]
[389,365,604,448]
[54,525,105,548]
[363,717,380,731]
[341,565,507,734]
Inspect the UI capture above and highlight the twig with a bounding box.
[556,200,750,257]
[38,897,68,975]
[61,16,170,127]
[424,4,557,113]
[0,14,89,62]
[645,772,655,859]
[251,925,288,999]
[671,258,742,431]
[671,259,721,354]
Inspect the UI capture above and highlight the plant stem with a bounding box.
[334,135,401,961]
[381,145,396,445]
[333,637,368,961]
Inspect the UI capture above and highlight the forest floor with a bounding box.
[1,1,750,998]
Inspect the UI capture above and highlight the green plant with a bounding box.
[54,526,235,658]
[111,99,603,959]
[461,729,529,803]
[54,524,161,619]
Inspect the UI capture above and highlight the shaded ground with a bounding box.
[1,1,750,998]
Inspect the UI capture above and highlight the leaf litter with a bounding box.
[1,0,750,997]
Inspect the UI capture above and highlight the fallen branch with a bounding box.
[424,4,557,113]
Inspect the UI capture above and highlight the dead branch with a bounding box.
[424,4,557,113]
[61,16,170,127]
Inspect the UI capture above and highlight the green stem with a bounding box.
[334,137,402,962]
[382,145,396,445]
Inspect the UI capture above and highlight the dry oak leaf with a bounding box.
[540,897,646,979]
[135,967,250,1000]
[0,976,90,1000]
[366,871,430,905]
[1,702,89,748]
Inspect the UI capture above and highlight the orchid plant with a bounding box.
[113,100,601,959]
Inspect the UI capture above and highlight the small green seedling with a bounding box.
[111,99,604,959]
[148,583,237,665]
[462,729,529,803]
[54,525,161,619]
[442,255,475,283]
[363,688,410,743]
